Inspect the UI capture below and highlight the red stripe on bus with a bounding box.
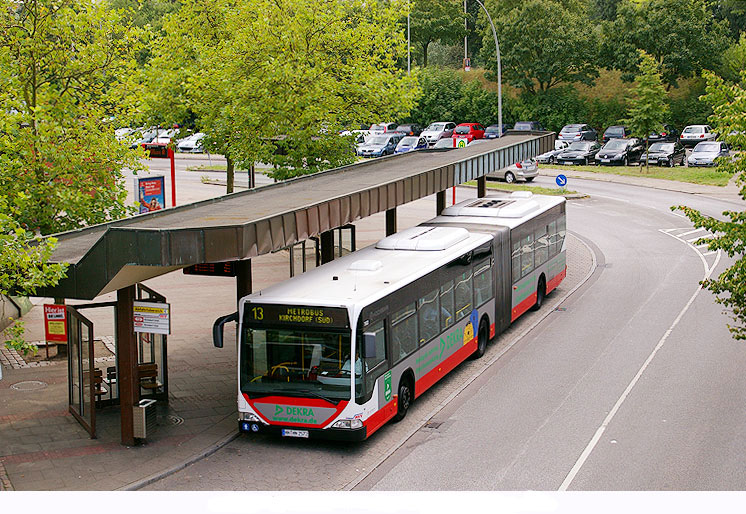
[490,323,496,338]
[511,293,536,322]
[364,398,397,437]
[244,394,349,427]
[546,267,567,293]
[415,337,477,397]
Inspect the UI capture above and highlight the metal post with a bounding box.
[117,285,137,446]
[236,259,252,306]
[168,147,176,207]
[477,176,487,197]
[385,208,397,236]
[464,0,468,66]
[407,11,411,75]
[475,0,502,137]
[436,190,446,215]
[320,230,334,264]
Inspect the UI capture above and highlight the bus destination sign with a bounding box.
[246,304,349,329]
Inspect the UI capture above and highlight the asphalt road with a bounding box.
[141,167,746,491]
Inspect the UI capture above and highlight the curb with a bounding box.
[119,414,240,491]
[344,232,599,490]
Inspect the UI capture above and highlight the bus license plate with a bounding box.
[282,429,309,438]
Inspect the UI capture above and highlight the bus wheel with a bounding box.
[472,318,489,359]
[393,377,413,422]
[531,276,546,311]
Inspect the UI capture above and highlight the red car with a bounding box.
[452,123,486,143]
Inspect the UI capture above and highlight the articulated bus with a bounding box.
[213,192,566,441]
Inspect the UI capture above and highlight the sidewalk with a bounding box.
[0,172,738,491]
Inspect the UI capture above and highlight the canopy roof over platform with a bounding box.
[41,132,553,299]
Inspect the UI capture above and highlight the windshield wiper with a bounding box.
[297,389,341,405]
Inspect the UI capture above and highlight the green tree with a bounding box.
[409,0,466,67]
[0,0,145,235]
[601,0,730,90]
[148,0,417,187]
[480,0,599,94]
[1,197,67,355]
[720,33,746,85]
[676,70,746,340]
[625,51,669,172]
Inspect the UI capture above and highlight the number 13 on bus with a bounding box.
[213,192,567,441]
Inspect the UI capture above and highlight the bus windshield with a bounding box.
[240,326,352,402]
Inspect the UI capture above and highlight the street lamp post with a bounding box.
[474,0,502,137]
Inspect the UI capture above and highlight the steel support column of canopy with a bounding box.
[386,208,397,236]
[436,191,446,215]
[477,176,487,198]
[116,285,137,446]
[236,260,252,305]
[320,230,334,264]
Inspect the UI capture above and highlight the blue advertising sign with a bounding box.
[555,174,567,187]
[137,176,166,213]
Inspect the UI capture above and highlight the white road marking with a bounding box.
[687,234,713,243]
[558,230,720,491]
[679,228,707,237]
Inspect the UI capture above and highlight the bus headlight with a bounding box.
[332,419,363,430]
[240,412,260,422]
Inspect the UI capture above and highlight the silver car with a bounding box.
[421,122,456,145]
[687,141,730,167]
[535,140,570,164]
[557,123,597,143]
[488,158,538,183]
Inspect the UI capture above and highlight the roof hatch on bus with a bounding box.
[376,226,469,251]
[442,192,541,218]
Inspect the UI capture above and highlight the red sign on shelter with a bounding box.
[44,304,67,343]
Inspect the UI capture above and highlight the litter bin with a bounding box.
[133,399,157,438]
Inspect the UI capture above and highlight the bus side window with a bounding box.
[440,280,454,331]
[454,270,473,321]
[511,241,521,283]
[548,221,557,257]
[391,303,418,362]
[535,225,548,267]
[557,216,566,252]
[521,233,534,278]
[418,288,439,344]
[473,260,492,307]
[357,320,387,404]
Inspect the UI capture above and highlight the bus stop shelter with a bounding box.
[37,131,554,445]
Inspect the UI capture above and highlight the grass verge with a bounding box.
[540,163,733,186]
[464,180,577,196]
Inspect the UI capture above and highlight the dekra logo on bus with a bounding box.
[273,404,316,420]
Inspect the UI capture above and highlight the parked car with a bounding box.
[643,141,686,166]
[394,123,423,136]
[556,140,601,165]
[557,123,597,143]
[648,124,679,144]
[680,125,716,147]
[535,140,570,164]
[129,127,158,149]
[421,122,456,145]
[602,125,631,143]
[142,128,177,156]
[687,141,730,167]
[512,121,543,131]
[487,158,538,183]
[432,137,455,149]
[356,133,403,157]
[452,123,486,143]
[177,132,205,153]
[115,127,134,141]
[484,124,512,139]
[369,122,397,135]
[395,135,428,154]
[595,138,645,166]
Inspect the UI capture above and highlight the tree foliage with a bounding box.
[147,0,417,185]
[1,197,67,355]
[601,0,730,89]
[676,70,746,340]
[0,0,145,235]
[409,0,466,67]
[480,0,599,94]
[625,51,669,172]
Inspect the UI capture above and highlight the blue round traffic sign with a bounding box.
[556,174,567,187]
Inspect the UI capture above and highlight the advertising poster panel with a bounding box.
[137,175,166,213]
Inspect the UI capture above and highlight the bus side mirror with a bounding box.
[362,332,377,359]
[213,311,238,348]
